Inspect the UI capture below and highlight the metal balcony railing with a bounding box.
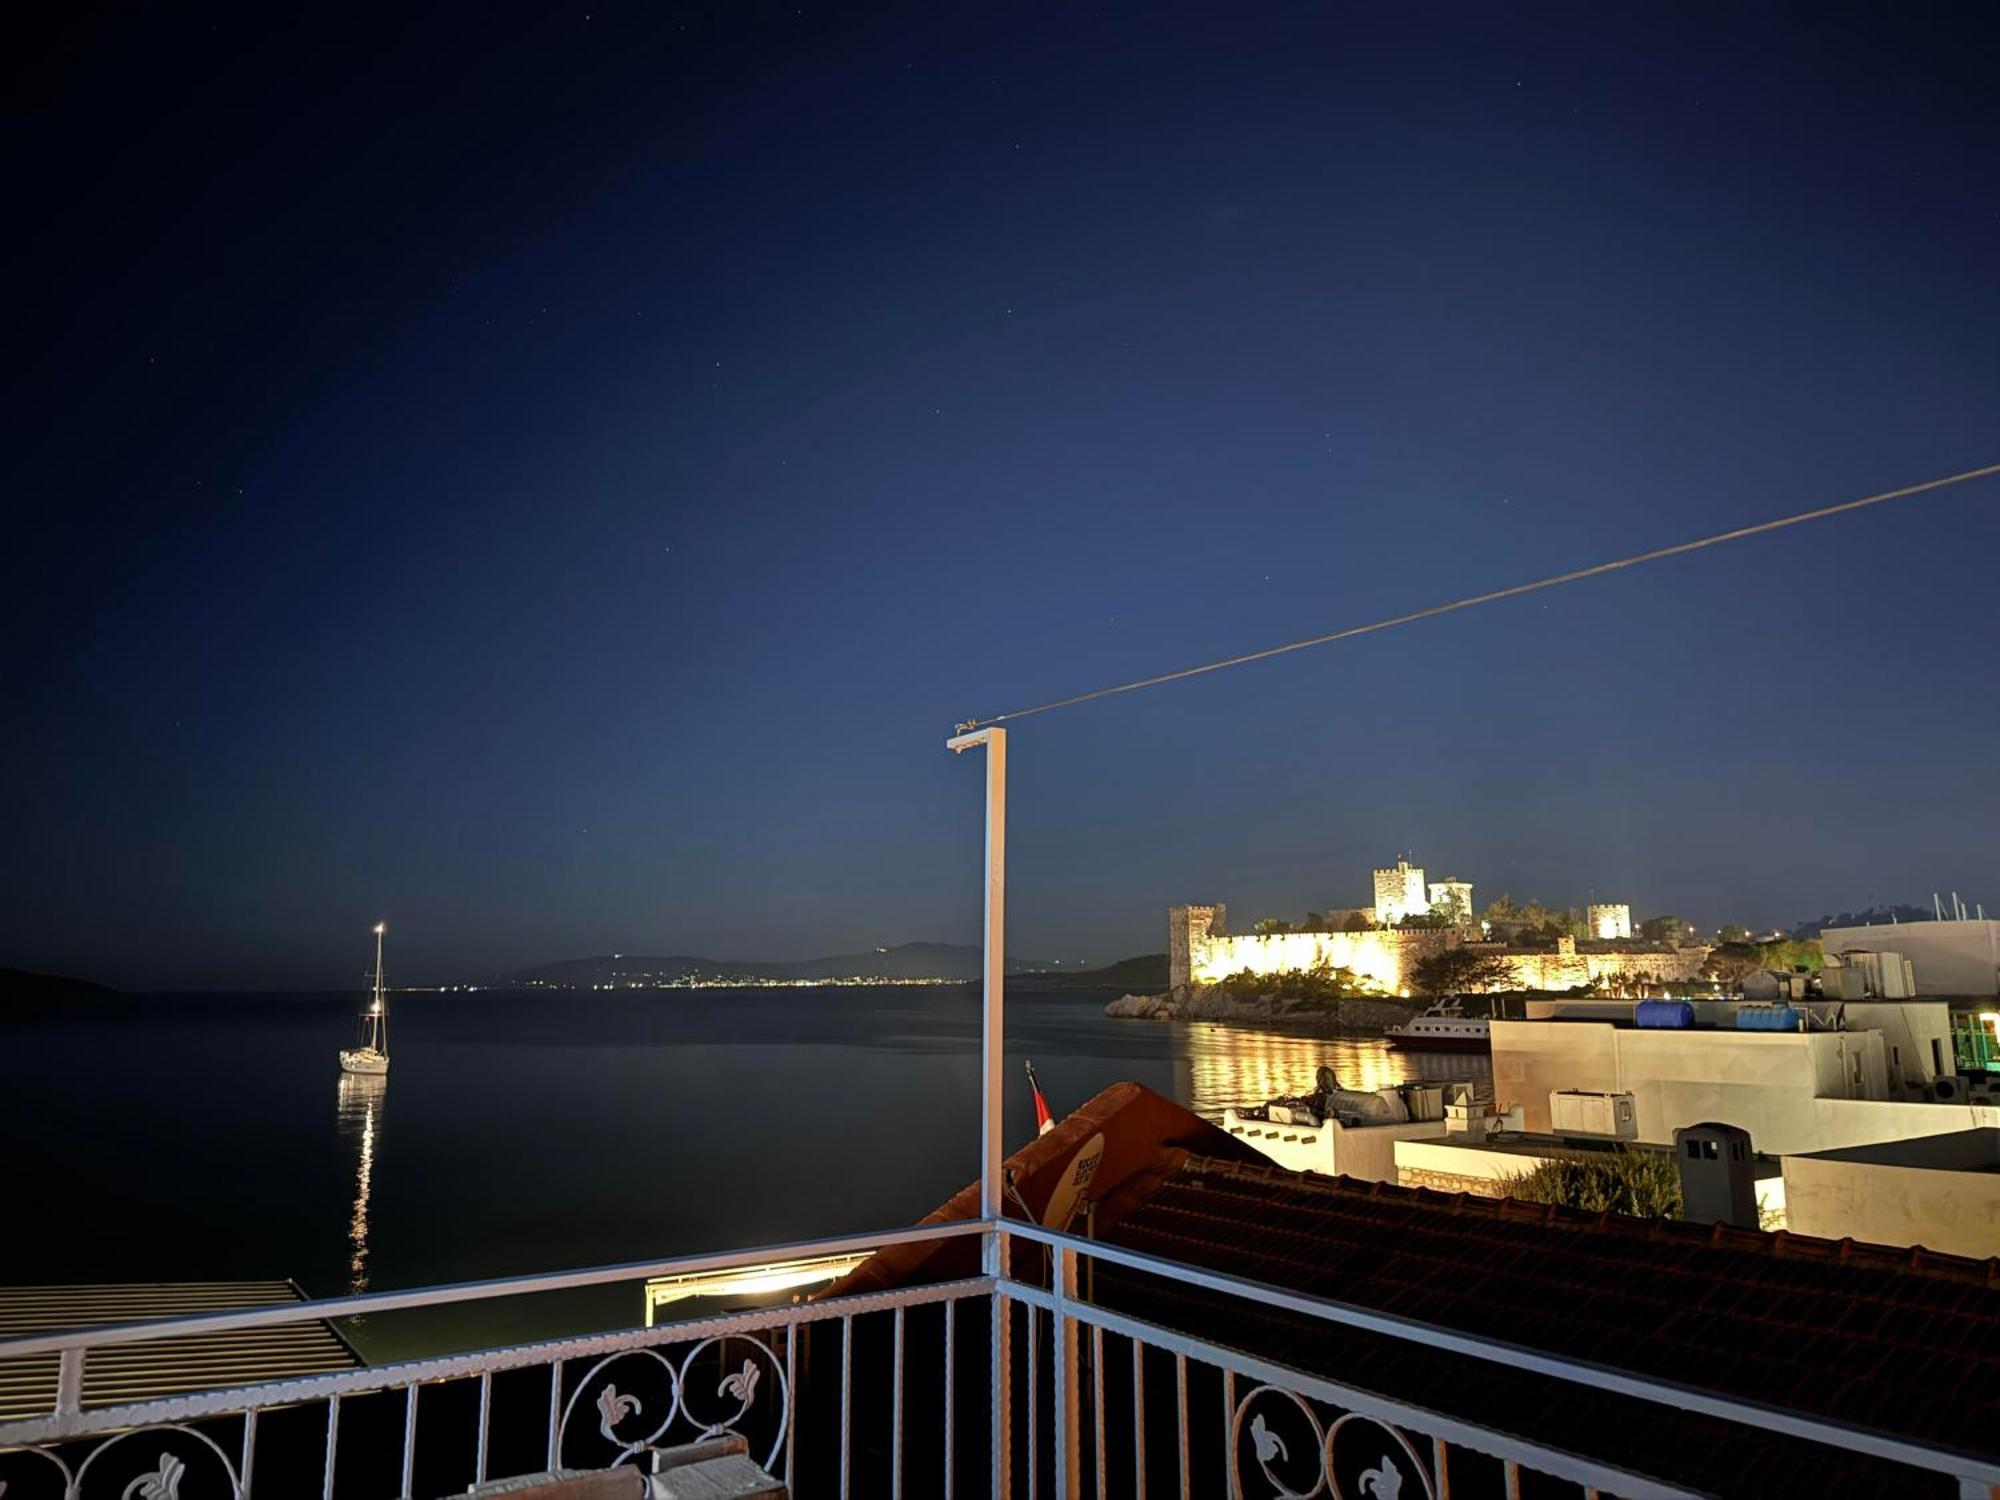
[3,1215,1997,1499]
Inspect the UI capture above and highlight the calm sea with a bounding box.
[0,987,1486,1358]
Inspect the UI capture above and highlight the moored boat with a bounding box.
[1387,1001,1489,1052]
[338,923,391,1076]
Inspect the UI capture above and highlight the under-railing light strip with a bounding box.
[0,1220,989,1360]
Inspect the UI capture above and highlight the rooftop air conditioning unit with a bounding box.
[1399,1083,1445,1123]
[1549,1089,1639,1141]
[1930,1075,1965,1104]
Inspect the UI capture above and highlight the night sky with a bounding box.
[8,4,1997,990]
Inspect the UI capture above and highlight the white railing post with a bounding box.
[54,1347,83,1423]
[950,723,1011,1498]
[1053,1247,1081,1499]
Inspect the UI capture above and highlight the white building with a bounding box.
[1587,903,1632,940]
[1489,1013,1999,1157]
[1821,918,2000,996]
[1372,859,1427,925]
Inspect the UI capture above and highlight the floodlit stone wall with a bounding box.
[1397,1166,1503,1197]
[1172,899,1710,997]
[1179,922,1460,995]
[1499,946,1710,991]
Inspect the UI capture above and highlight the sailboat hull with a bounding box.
[339,1049,390,1076]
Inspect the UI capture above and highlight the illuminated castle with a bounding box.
[1168,858,1703,995]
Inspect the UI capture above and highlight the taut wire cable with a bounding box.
[955,461,2000,733]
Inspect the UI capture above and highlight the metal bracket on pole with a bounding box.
[950,725,1011,1497]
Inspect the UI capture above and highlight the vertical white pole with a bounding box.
[1053,1246,1080,1499]
[949,725,1009,1497]
[979,727,1007,1224]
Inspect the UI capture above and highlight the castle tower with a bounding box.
[1428,878,1475,926]
[1372,860,1427,925]
[1588,903,1633,940]
[1167,904,1225,991]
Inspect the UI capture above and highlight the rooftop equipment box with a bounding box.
[1550,1089,1639,1141]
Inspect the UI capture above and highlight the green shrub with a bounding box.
[1503,1148,1683,1218]
[1210,961,1380,1003]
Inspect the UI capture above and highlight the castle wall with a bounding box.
[1173,905,1709,997]
[1185,925,1460,995]
[1499,946,1708,991]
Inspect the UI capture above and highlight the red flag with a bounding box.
[1025,1059,1055,1136]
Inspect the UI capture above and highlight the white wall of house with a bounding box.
[1821,920,2000,996]
[1836,1002,1956,1092]
[1491,1018,2000,1154]
[1220,1111,1438,1181]
[1783,1131,2000,1257]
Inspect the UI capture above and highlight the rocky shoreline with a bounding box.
[1104,988,1415,1033]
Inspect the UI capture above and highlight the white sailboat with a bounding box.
[338,923,391,1076]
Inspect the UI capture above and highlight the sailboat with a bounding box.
[338,923,391,1076]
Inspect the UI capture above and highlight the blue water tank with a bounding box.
[1737,1004,1801,1032]
[1635,999,1695,1029]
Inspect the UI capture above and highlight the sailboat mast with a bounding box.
[373,922,388,1054]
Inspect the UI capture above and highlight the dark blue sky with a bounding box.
[7,4,1996,989]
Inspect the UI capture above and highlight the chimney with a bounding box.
[1674,1122,1759,1228]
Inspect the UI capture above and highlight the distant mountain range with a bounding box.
[494,942,1061,987]
[0,967,119,1004]
[490,945,1170,990]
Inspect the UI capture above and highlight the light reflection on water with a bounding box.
[1176,1023,1490,1115]
[334,1071,386,1295]
[5,987,1493,1314]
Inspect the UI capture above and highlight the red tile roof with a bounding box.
[837,1083,2000,1497]
[1100,1155,2000,1496]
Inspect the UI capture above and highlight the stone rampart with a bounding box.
[1397,1167,1506,1198]
[1185,925,1461,996]
[1173,905,1709,997]
[1494,944,1707,992]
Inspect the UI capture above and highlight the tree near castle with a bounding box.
[1409,947,1517,1000]
[1428,889,1471,927]
[1703,942,1761,987]
[1703,937,1822,989]
[1480,895,1582,944]
[1638,914,1689,944]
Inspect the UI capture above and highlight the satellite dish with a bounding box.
[1041,1133,1105,1232]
